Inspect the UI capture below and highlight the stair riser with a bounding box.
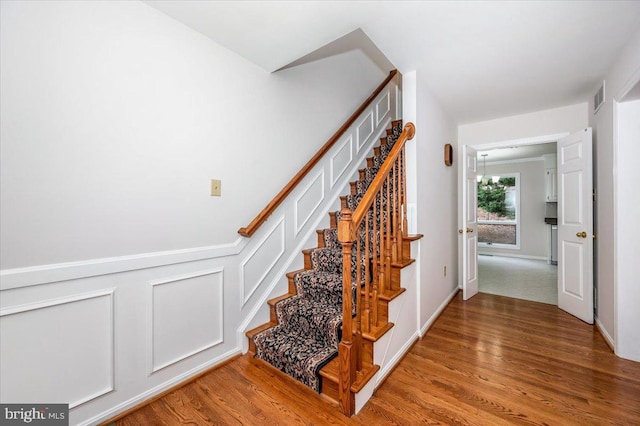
[321,377,339,401]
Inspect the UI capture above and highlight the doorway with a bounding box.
[475,143,558,305]
[461,129,594,323]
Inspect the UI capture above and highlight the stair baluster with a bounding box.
[337,122,416,416]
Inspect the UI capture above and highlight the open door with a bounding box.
[557,128,593,324]
[462,145,478,300]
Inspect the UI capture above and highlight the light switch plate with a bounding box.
[210,179,221,196]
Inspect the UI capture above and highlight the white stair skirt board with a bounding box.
[478,255,558,305]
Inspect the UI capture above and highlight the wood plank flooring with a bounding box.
[115,292,640,425]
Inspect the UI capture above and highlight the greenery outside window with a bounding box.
[477,173,520,249]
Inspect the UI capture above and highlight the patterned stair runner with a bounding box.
[252,122,403,392]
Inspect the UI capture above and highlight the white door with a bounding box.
[462,145,478,300]
[557,128,593,324]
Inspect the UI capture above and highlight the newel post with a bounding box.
[337,208,356,416]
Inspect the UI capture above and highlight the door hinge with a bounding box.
[593,188,596,202]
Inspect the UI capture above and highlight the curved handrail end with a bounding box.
[405,122,416,140]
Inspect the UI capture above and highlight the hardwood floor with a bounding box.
[115,292,640,425]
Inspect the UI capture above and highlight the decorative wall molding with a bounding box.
[149,269,224,373]
[395,85,402,120]
[376,91,391,125]
[1,76,402,426]
[294,171,325,235]
[0,289,115,408]
[237,86,398,346]
[0,238,245,291]
[356,111,374,149]
[331,135,353,186]
[240,217,286,306]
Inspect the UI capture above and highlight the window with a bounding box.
[477,173,520,248]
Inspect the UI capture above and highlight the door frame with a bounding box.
[613,67,640,359]
[458,132,570,292]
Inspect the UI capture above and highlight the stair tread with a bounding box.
[319,358,381,393]
[375,258,416,269]
[352,364,381,392]
[267,293,295,307]
[392,258,416,268]
[378,287,406,301]
[359,286,405,301]
[319,357,340,380]
[246,322,276,339]
[362,321,395,342]
[286,269,306,279]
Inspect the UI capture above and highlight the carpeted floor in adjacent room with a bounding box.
[478,255,557,305]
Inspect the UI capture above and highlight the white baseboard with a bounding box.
[595,316,615,352]
[420,287,458,336]
[82,348,242,426]
[478,252,547,261]
[374,331,420,387]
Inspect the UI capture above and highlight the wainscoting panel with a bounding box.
[0,290,115,408]
[149,269,224,373]
[330,136,353,186]
[376,91,391,125]
[240,218,286,305]
[295,171,325,234]
[356,112,374,150]
[0,73,402,426]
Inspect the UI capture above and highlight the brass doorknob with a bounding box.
[576,231,587,238]
[467,228,474,233]
[458,229,463,234]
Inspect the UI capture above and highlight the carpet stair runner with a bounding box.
[246,120,404,398]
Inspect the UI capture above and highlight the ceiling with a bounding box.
[478,142,557,163]
[144,1,640,124]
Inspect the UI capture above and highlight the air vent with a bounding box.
[594,81,605,115]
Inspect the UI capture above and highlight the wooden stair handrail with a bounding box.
[350,122,415,236]
[238,70,399,238]
[336,121,415,416]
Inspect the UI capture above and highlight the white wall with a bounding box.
[354,70,459,411]
[589,26,640,345]
[458,103,588,147]
[457,103,588,286]
[0,0,387,269]
[478,160,547,259]
[413,75,460,332]
[0,1,397,424]
[616,98,640,361]
[591,25,640,358]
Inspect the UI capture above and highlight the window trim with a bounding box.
[478,172,521,250]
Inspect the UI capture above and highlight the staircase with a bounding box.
[246,119,421,415]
